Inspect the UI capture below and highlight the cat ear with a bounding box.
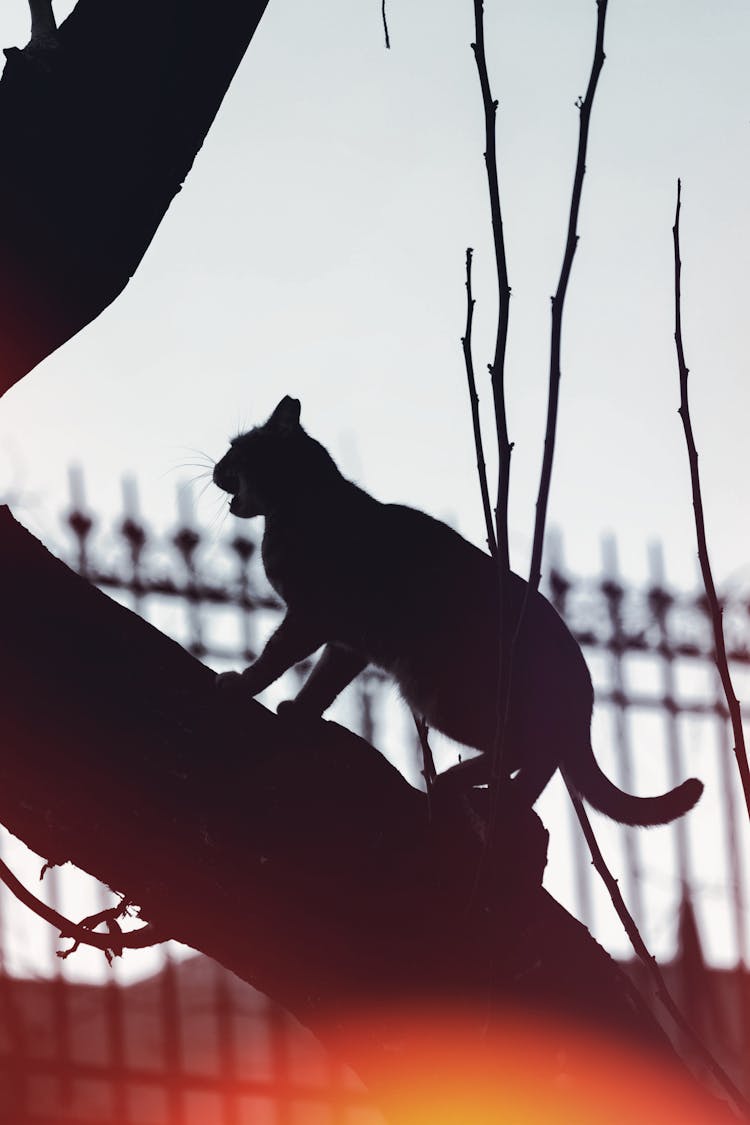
[268,396,301,433]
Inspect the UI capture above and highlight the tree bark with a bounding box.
[0,504,688,1107]
[0,0,270,394]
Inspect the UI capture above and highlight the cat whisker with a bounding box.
[204,495,231,540]
[196,477,217,503]
[232,411,249,441]
[159,465,214,486]
[173,470,213,488]
[178,445,216,466]
[163,447,216,480]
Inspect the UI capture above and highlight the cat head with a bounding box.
[213,396,338,517]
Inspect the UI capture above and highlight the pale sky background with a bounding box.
[0,0,748,588]
[0,1,748,982]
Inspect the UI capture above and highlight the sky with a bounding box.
[0,0,748,590]
[0,1,748,981]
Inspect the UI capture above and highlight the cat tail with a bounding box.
[563,743,703,827]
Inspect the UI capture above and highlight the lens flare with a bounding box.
[323,1005,735,1125]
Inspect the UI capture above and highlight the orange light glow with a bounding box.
[323,1005,735,1125]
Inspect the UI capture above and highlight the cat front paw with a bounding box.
[276,698,320,725]
[216,667,265,696]
[276,698,309,722]
[215,670,245,693]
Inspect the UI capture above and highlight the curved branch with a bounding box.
[0,855,163,957]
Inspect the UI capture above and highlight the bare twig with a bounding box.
[461,247,497,556]
[381,0,391,49]
[58,905,129,964]
[567,779,750,1117]
[470,0,512,574]
[528,0,608,595]
[483,0,606,839]
[673,179,750,821]
[519,12,744,1111]
[413,715,436,796]
[469,0,515,832]
[0,855,164,959]
[472,8,733,1102]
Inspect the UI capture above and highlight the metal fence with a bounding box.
[0,957,381,1125]
[0,469,748,1121]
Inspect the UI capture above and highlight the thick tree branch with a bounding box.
[0,504,682,1100]
[0,0,270,393]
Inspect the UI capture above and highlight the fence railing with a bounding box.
[55,474,750,967]
[0,471,748,1120]
[0,957,381,1125]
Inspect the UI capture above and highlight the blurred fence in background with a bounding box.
[0,469,749,1121]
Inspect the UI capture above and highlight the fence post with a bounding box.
[601,535,643,927]
[160,953,185,1125]
[547,531,593,930]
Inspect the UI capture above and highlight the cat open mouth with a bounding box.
[229,492,248,515]
[228,488,259,518]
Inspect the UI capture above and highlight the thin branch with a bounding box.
[470,0,512,574]
[483,0,607,857]
[673,179,750,821]
[412,712,437,793]
[528,0,608,595]
[566,779,750,1117]
[461,247,497,556]
[0,855,164,959]
[472,14,723,1096]
[381,0,391,49]
[469,0,515,833]
[516,15,741,1110]
[508,19,745,1112]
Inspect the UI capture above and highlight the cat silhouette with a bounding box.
[213,396,702,826]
